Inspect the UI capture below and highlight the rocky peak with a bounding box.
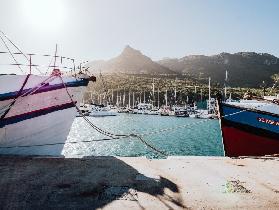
[87,45,174,74]
[121,45,142,57]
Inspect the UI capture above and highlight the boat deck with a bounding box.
[0,155,278,209]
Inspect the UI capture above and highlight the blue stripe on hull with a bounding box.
[0,102,75,128]
[0,79,88,101]
[222,104,279,134]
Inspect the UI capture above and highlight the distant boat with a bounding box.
[175,110,189,117]
[133,103,152,114]
[217,95,279,157]
[76,103,91,117]
[147,108,160,115]
[160,106,174,116]
[189,77,217,119]
[89,104,118,117]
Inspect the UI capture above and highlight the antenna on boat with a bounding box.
[53,44,58,69]
[224,70,229,100]
[29,54,32,74]
[50,44,61,76]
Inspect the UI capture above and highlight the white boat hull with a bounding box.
[0,74,90,156]
[0,107,76,155]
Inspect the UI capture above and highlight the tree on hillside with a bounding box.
[271,73,279,88]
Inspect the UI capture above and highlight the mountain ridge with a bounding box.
[87,46,279,87]
[158,52,279,87]
[87,45,174,75]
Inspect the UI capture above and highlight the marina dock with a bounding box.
[0,155,278,209]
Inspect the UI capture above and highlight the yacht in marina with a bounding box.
[133,103,153,114]
[89,104,118,117]
[174,109,189,117]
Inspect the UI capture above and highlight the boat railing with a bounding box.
[0,31,90,76]
[0,50,89,76]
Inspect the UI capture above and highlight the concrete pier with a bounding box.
[0,155,278,209]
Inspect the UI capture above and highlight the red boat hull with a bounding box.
[222,123,279,157]
[217,95,279,157]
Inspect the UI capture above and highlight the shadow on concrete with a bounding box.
[0,156,187,209]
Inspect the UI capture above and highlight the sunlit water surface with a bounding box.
[63,114,224,158]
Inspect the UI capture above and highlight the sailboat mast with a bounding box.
[174,77,177,104]
[128,90,131,108]
[143,91,146,103]
[133,92,135,108]
[194,85,197,105]
[123,91,125,107]
[224,70,228,100]
[116,88,119,107]
[157,88,160,108]
[152,79,155,108]
[208,77,211,112]
[174,87,177,104]
[111,89,114,105]
[165,89,168,106]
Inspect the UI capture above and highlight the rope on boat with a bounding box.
[0,30,43,74]
[0,35,25,74]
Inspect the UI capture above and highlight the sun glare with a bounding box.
[21,0,66,30]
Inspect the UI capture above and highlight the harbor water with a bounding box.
[63,114,224,158]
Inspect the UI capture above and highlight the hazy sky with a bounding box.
[0,0,279,63]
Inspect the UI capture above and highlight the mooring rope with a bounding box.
[59,75,167,156]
